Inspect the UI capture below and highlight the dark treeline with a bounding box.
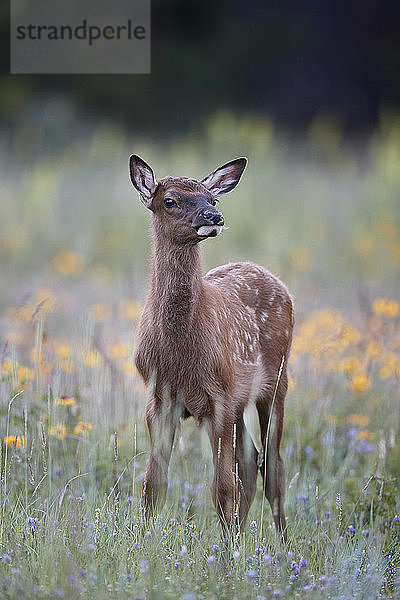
[2,0,400,136]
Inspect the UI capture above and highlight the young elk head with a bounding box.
[129,155,247,245]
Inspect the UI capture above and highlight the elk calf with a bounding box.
[129,155,294,539]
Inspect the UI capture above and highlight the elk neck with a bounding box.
[149,217,204,332]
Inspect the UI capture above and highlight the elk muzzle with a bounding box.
[194,209,225,238]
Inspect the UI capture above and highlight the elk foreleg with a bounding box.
[143,398,179,517]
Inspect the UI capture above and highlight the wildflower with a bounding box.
[206,555,216,565]
[347,414,370,428]
[349,373,371,394]
[174,561,181,569]
[140,559,149,573]
[73,422,92,436]
[88,543,95,551]
[27,516,39,529]
[357,429,373,440]
[187,520,196,532]
[233,550,240,560]
[49,424,67,440]
[55,396,76,407]
[121,360,137,376]
[299,556,307,569]
[304,446,314,457]
[379,353,400,379]
[246,569,257,580]
[250,520,258,536]
[373,298,400,318]
[53,250,84,276]
[347,525,355,536]
[212,544,219,555]
[18,366,35,383]
[1,359,13,375]
[2,554,12,563]
[325,414,337,425]
[363,529,369,538]
[83,350,102,368]
[341,356,362,375]
[56,345,71,359]
[290,561,300,576]
[89,303,111,322]
[3,435,25,448]
[107,342,129,359]
[118,300,142,321]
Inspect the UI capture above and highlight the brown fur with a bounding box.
[130,156,294,539]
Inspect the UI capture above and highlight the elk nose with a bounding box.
[202,210,224,226]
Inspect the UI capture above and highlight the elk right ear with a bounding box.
[129,155,158,209]
[201,157,247,197]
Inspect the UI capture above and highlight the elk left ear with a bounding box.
[129,154,158,210]
[201,157,247,197]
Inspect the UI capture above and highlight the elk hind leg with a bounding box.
[257,394,287,540]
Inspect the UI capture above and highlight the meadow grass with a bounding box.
[0,111,400,598]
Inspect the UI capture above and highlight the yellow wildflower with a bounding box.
[18,366,35,383]
[325,414,338,425]
[2,359,14,375]
[55,396,76,407]
[48,424,67,440]
[53,250,85,276]
[347,414,370,428]
[89,303,111,322]
[348,373,371,394]
[121,360,137,376]
[366,340,382,358]
[340,356,362,375]
[373,298,400,318]
[83,350,103,368]
[286,245,312,271]
[3,435,25,448]
[73,421,92,436]
[118,300,142,321]
[340,325,361,346]
[287,375,295,393]
[56,344,71,359]
[379,353,400,379]
[107,342,129,360]
[357,429,373,441]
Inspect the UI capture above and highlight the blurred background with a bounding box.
[0,0,399,392]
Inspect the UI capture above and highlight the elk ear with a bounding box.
[129,155,158,209]
[201,157,247,197]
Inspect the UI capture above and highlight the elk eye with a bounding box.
[209,198,218,206]
[164,197,177,208]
